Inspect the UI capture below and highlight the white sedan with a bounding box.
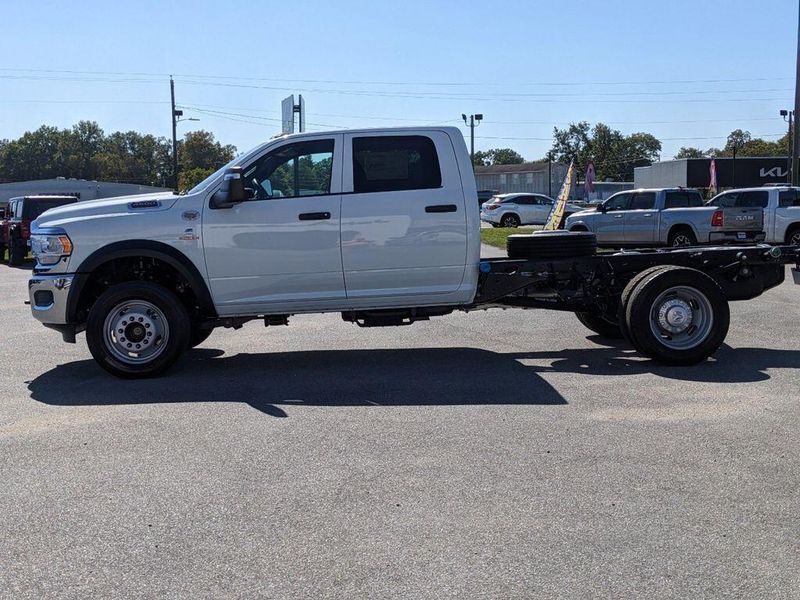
[480,193,583,228]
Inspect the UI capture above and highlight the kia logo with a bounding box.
[760,167,788,178]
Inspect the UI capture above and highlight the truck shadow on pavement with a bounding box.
[27,343,800,417]
[27,347,570,417]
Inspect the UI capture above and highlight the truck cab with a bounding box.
[27,127,479,376]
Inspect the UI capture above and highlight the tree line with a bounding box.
[474,122,792,182]
[0,120,236,190]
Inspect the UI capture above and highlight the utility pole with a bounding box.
[794,8,800,186]
[547,151,553,197]
[170,76,179,191]
[781,109,793,183]
[462,113,483,165]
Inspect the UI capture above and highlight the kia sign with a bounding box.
[686,157,790,188]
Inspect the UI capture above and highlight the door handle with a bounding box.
[643,213,653,217]
[298,212,331,221]
[614,214,623,218]
[425,204,458,213]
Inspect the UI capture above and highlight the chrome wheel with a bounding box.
[103,300,170,365]
[649,286,713,350]
[671,234,693,247]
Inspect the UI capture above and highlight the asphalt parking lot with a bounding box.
[1,257,799,599]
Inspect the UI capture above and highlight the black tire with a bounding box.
[569,225,589,232]
[507,230,597,260]
[617,265,673,347]
[624,266,729,365]
[668,227,697,247]
[500,213,521,228]
[188,326,213,348]
[575,311,623,338]
[9,239,25,266]
[785,226,800,246]
[86,281,190,378]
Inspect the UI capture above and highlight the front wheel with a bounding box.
[86,281,190,378]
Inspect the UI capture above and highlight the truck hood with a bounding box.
[33,192,180,228]
[569,208,599,218]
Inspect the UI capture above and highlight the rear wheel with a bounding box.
[617,265,673,347]
[786,227,800,246]
[623,267,729,365]
[500,213,520,228]
[86,281,190,378]
[575,311,623,338]
[668,228,697,247]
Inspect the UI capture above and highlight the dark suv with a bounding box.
[2,195,79,265]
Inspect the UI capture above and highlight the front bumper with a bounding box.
[28,274,74,325]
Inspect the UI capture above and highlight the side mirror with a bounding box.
[210,167,251,209]
[597,204,607,213]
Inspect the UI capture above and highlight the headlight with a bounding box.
[30,230,73,266]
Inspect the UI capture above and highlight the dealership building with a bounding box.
[634,156,790,190]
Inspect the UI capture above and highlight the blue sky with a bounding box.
[0,0,797,161]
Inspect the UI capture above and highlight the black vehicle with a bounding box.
[2,195,78,265]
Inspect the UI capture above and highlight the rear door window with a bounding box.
[353,135,442,193]
[630,192,656,210]
[734,190,769,208]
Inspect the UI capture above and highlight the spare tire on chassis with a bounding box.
[506,230,597,260]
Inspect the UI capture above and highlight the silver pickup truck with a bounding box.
[565,187,764,247]
[707,186,800,245]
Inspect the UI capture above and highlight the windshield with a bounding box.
[23,198,77,220]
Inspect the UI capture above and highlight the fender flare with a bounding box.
[66,240,216,323]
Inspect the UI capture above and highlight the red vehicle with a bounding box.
[1,195,79,265]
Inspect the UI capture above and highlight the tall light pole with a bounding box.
[781,109,793,183]
[170,76,198,191]
[462,113,483,165]
[793,9,800,186]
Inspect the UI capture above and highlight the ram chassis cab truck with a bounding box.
[565,188,764,248]
[27,127,800,378]
[706,186,800,245]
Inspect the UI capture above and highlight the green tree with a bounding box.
[179,167,215,191]
[179,130,236,172]
[472,148,525,166]
[675,147,705,159]
[550,122,661,181]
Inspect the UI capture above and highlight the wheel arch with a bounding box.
[67,240,216,324]
[667,222,698,243]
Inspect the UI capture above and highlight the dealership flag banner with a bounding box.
[544,160,575,230]
[709,159,717,194]
[584,160,596,200]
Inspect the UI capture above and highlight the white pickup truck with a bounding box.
[27,127,800,377]
[706,186,800,245]
[565,188,764,247]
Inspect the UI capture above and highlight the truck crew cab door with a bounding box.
[340,131,469,307]
[594,193,631,245]
[202,134,345,314]
[623,191,657,244]
[775,189,800,243]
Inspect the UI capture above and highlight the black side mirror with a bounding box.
[210,167,251,209]
[597,204,607,213]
